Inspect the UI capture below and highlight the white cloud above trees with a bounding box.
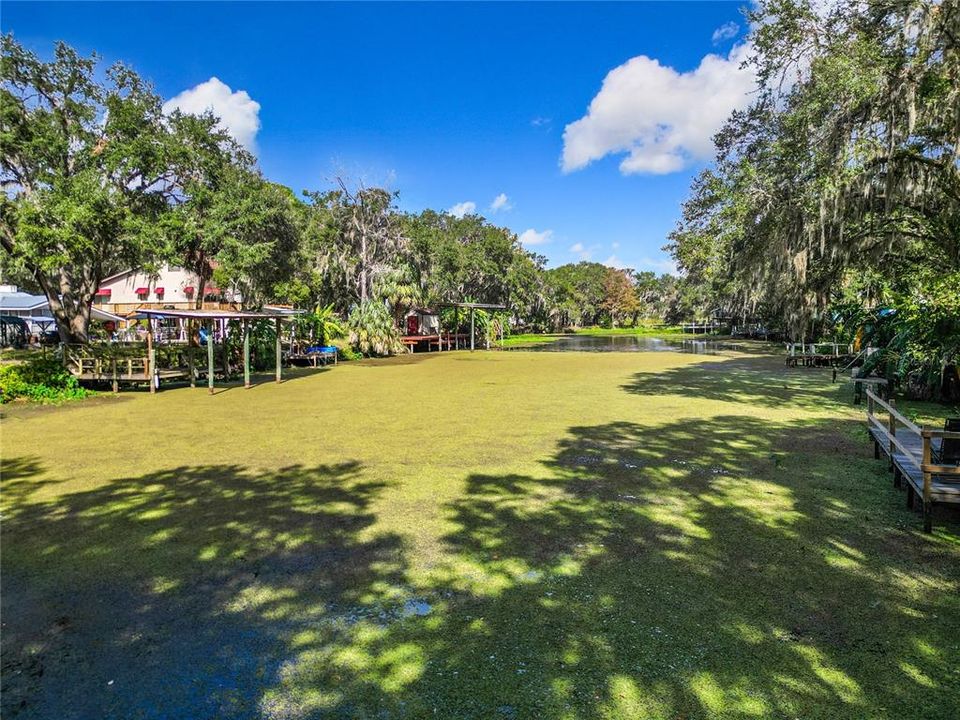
[490,193,512,212]
[447,201,477,218]
[163,77,261,151]
[519,228,553,247]
[561,43,755,175]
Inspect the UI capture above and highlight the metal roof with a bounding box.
[91,307,126,323]
[0,291,47,311]
[435,302,507,310]
[128,308,299,321]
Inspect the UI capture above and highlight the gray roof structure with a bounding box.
[0,290,47,311]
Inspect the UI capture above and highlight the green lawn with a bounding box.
[2,349,958,719]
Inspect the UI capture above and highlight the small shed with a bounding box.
[404,307,440,336]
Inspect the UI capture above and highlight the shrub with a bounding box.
[337,345,362,362]
[347,301,405,356]
[0,356,91,403]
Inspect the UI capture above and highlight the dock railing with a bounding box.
[865,388,960,531]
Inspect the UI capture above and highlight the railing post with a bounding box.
[921,432,933,533]
[887,398,896,469]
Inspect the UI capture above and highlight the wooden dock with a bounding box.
[865,389,960,531]
[785,342,854,368]
[401,333,468,352]
[681,321,722,334]
[64,345,187,390]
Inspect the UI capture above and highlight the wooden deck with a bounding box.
[401,333,468,352]
[865,389,960,531]
[785,342,854,368]
[64,346,187,389]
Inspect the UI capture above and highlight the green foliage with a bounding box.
[295,303,345,347]
[303,181,404,310]
[0,356,90,403]
[1,36,170,342]
[668,0,960,395]
[347,300,405,356]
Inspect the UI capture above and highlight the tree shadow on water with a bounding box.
[622,355,845,410]
[1,462,406,720]
[3,416,959,719]
[273,416,959,719]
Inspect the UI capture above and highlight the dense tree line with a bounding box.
[668,0,959,397]
[0,36,680,348]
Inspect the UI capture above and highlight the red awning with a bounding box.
[183,286,195,294]
[95,288,112,297]
[134,287,148,294]
[154,287,165,294]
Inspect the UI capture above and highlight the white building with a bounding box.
[93,264,238,315]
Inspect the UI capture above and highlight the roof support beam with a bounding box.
[207,320,215,395]
[243,320,251,389]
[275,317,282,383]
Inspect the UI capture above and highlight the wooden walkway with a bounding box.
[785,342,854,368]
[65,347,187,390]
[865,389,960,532]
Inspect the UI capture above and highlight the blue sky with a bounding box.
[4,1,752,273]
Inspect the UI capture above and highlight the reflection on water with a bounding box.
[506,335,740,353]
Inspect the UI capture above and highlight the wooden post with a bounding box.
[207,320,215,395]
[111,356,118,394]
[921,433,933,533]
[275,317,282,383]
[243,320,251,388]
[188,320,195,388]
[887,399,896,470]
[455,307,460,349]
[470,308,475,352]
[222,320,230,379]
[146,317,156,394]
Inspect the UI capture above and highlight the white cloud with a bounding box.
[163,77,261,151]
[712,21,740,44]
[519,228,553,247]
[612,241,620,249]
[638,256,679,275]
[447,201,477,218]
[561,43,755,175]
[531,116,552,128]
[603,255,627,269]
[490,193,512,212]
[569,242,596,260]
